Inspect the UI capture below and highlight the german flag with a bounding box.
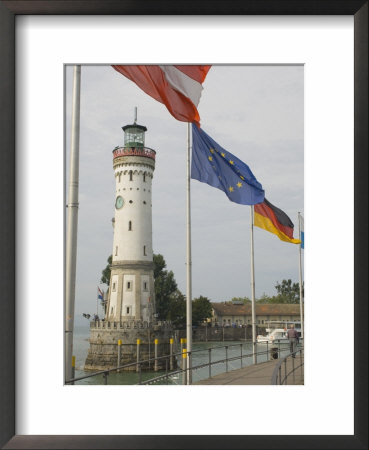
[254,199,301,244]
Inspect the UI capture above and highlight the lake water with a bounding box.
[72,324,292,385]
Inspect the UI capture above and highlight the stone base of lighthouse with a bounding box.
[84,320,177,371]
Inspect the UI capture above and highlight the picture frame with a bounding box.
[0,1,367,448]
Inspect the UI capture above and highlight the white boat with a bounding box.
[257,321,302,345]
[257,328,288,344]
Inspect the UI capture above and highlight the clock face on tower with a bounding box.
[115,195,124,209]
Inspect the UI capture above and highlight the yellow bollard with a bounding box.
[169,338,174,370]
[182,348,187,385]
[154,338,159,371]
[136,339,141,372]
[117,339,122,372]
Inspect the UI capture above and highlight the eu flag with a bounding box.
[191,124,264,205]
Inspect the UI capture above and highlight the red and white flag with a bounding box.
[112,65,211,126]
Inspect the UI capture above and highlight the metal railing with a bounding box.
[271,348,304,385]
[66,352,177,385]
[66,339,301,385]
[139,340,294,385]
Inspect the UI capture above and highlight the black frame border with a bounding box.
[0,1,367,449]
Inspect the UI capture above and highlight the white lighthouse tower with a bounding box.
[106,111,156,324]
[85,113,175,372]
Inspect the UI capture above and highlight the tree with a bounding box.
[100,255,112,286]
[192,296,213,326]
[231,296,251,304]
[256,293,275,304]
[153,253,166,278]
[153,254,178,320]
[274,279,302,304]
[167,290,186,328]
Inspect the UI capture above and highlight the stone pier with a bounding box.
[84,320,176,371]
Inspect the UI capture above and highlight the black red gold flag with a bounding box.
[254,199,301,244]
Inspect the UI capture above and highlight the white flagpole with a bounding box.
[298,212,304,339]
[65,65,81,383]
[250,205,257,364]
[186,122,193,384]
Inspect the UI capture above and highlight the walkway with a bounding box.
[194,355,304,385]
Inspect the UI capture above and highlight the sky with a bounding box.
[65,65,304,324]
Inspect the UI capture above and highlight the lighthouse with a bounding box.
[84,112,174,372]
[106,113,156,323]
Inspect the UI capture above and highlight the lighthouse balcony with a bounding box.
[113,146,156,161]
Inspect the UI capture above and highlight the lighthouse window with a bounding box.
[143,245,147,256]
[112,282,116,292]
[127,281,132,291]
[128,221,132,231]
[115,246,118,256]
[143,281,148,291]
[143,172,146,182]
[129,171,133,181]
[126,307,130,314]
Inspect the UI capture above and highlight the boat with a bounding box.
[257,328,288,344]
[257,321,302,345]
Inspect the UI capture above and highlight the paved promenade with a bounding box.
[194,355,304,385]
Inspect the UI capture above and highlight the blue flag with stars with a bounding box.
[191,124,265,205]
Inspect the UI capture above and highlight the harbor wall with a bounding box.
[179,325,258,342]
[84,321,261,371]
[84,320,176,371]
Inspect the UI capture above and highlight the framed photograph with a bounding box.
[0,1,367,449]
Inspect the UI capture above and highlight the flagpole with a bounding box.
[186,122,193,384]
[298,212,304,339]
[250,205,257,364]
[65,65,81,383]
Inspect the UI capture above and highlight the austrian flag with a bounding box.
[112,65,211,125]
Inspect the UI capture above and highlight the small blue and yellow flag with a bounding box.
[191,124,264,205]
